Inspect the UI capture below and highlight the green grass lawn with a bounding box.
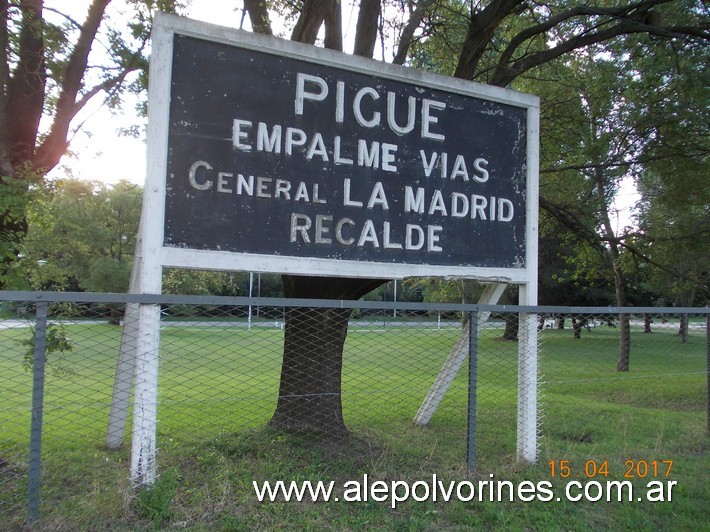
[0,318,707,529]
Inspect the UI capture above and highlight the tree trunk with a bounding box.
[609,218,631,371]
[353,0,380,58]
[392,0,436,65]
[269,275,385,435]
[612,265,631,371]
[679,314,688,343]
[453,0,525,81]
[291,0,338,45]
[108,304,122,326]
[572,317,582,339]
[590,167,631,372]
[502,313,518,340]
[244,0,273,35]
[617,313,631,371]
[643,313,652,333]
[270,305,351,434]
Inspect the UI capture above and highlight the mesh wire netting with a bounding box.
[538,312,708,458]
[1,298,707,527]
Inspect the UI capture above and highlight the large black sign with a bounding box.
[164,35,529,268]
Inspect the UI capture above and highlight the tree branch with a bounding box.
[243,0,272,35]
[353,0,380,58]
[618,238,709,288]
[324,0,342,51]
[392,0,436,65]
[453,0,525,80]
[495,22,708,87]
[32,0,113,173]
[495,0,670,78]
[7,0,45,165]
[539,196,602,248]
[291,0,329,44]
[43,5,83,31]
[490,0,709,86]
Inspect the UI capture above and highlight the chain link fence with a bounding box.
[1,292,707,528]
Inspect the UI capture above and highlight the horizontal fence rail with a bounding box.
[1,289,706,314]
[1,291,707,528]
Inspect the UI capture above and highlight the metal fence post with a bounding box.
[467,310,479,473]
[28,302,48,524]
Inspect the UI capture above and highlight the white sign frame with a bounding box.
[116,13,540,485]
[142,13,540,285]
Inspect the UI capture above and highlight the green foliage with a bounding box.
[2,0,707,304]
[161,269,285,298]
[85,256,132,294]
[403,278,477,304]
[0,2,194,290]
[628,23,710,305]
[523,30,707,304]
[18,322,75,377]
[134,468,179,526]
[11,179,142,291]
[404,3,708,304]
[635,166,709,305]
[407,0,469,76]
[0,321,706,528]
[407,0,548,82]
[162,269,224,296]
[0,167,44,288]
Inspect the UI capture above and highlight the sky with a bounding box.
[47,0,639,229]
[48,1,248,186]
[49,0,370,186]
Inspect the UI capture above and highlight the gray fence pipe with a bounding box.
[28,302,48,524]
[0,291,707,316]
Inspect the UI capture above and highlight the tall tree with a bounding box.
[240,0,708,429]
[0,0,182,287]
[15,178,141,293]
[537,12,708,358]
[3,0,707,432]
[535,53,639,370]
[631,22,709,311]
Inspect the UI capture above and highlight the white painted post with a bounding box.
[517,102,540,463]
[413,282,507,426]
[127,16,171,486]
[130,303,162,485]
[112,222,162,483]
[393,279,397,318]
[106,302,139,449]
[107,241,145,450]
[517,284,538,463]
[127,255,163,484]
[127,225,163,486]
[248,272,253,330]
